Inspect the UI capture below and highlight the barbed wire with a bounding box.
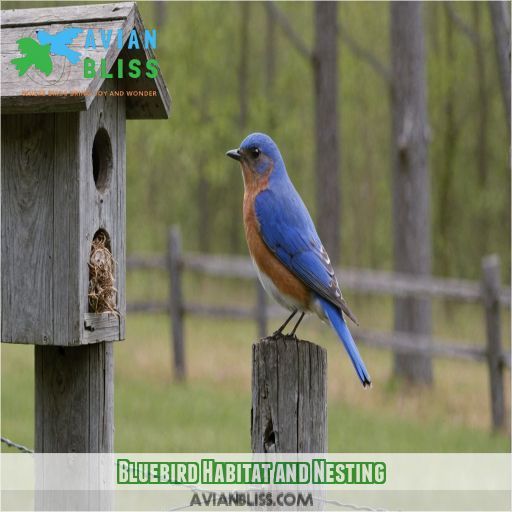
[1,436,33,453]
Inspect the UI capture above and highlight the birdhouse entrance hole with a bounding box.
[88,229,117,314]
[92,127,113,193]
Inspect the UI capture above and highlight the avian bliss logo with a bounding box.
[11,27,158,79]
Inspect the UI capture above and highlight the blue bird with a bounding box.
[36,28,83,64]
[226,133,371,387]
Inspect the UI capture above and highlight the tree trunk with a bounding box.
[238,2,249,132]
[390,1,433,385]
[474,3,489,188]
[473,3,490,256]
[438,5,458,276]
[488,0,511,129]
[154,1,167,29]
[313,1,341,264]
[228,1,250,254]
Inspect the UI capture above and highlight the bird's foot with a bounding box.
[269,330,283,340]
[268,330,300,341]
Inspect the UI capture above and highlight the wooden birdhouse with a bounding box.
[1,2,171,347]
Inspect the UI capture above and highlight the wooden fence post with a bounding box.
[35,343,114,510]
[255,281,268,339]
[251,335,327,452]
[168,226,185,381]
[35,342,114,452]
[481,255,505,431]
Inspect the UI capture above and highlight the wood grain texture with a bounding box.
[83,312,121,343]
[53,111,81,345]
[35,342,114,452]
[117,77,127,340]
[79,77,125,344]
[1,114,54,344]
[1,2,134,27]
[1,20,124,115]
[1,3,171,119]
[2,81,126,345]
[251,335,327,453]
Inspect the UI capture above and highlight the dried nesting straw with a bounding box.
[88,231,118,315]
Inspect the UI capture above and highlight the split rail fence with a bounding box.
[127,226,511,431]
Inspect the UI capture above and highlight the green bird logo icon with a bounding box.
[11,37,53,77]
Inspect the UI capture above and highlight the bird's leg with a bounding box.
[289,312,305,338]
[271,310,297,338]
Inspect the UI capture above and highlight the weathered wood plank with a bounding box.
[352,328,488,362]
[1,84,126,346]
[184,303,256,319]
[117,76,127,340]
[35,342,114,452]
[482,255,506,431]
[177,252,511,304]
[128,301,167,314]
[337,267,483,303]
[79,77,125,344]
[1,113,54,344]
[1,20,123,114]
[251,336,327,453]
[126,3,171,119]
[131,295,501,365]
[1,3,134,27]
[1,4,170,119]
[127,253,166,270]
[184,253,256,278]
[83,312,121,343]
[53,112,81,346]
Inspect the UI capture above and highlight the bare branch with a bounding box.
[488,0,511,125]
[445,3,480,46]
[265,1,312,61]
[337,21,391,83]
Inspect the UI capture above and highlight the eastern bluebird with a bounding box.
[37,28,83,65]
[226,133,371,387]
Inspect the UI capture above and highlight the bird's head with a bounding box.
[226,133,285,187]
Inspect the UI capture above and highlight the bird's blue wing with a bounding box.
[254,187,357,323]
[53,28,83,44]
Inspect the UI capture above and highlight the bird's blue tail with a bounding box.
[318,297,371,387]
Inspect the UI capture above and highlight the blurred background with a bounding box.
[2,1,511,452]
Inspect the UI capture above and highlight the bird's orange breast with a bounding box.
[243,179,310,309]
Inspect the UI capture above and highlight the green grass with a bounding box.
[2,305,510,453]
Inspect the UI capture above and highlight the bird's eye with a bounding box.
[251,148,261,159]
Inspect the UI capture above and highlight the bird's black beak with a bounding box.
[226,148,241,161]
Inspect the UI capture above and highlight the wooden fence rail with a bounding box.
[127,227,511,431]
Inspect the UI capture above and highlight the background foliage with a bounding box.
[128,1,509,282]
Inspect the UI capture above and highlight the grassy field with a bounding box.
[2,273,510,452]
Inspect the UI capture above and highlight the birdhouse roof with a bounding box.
[1,2,170,119]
